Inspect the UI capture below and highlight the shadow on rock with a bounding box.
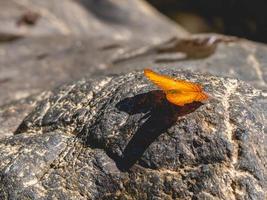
[115,90,203,171]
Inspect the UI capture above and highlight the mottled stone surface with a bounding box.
[0,69,266,199]
[0,1,266,199]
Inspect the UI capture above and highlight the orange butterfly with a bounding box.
[144,69,208,106]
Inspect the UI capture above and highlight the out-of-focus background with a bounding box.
[147,0,267,43]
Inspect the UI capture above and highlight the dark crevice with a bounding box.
[78,0,130,23]
[0,33,22,43]
[100,43,121,51]
[112,36,235,64]
[154,37,218,63]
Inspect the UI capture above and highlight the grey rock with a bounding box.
[2,34,267,109]
[0,69,266,199]
[0,0,188,142]
[0,0,187,41]
[0,0,188,106]
[0,1,266,199]
[0,36,129,105]
[110,35,267,92]
[0,92,50,138]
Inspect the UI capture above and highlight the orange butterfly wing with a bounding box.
[144,69,202,92]
[166,91,208,106]
[144,69,208,106]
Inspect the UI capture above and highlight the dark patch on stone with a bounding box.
[0,78,11,85]
[17,11,40,26]
[100,43,122,51]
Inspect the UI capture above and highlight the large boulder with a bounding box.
[0,1,266,199]
[0,69,266,199]
[0,0,187,41]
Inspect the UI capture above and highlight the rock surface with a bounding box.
[109,35,267,92]
[0,0,188,106]
[0,0,189,141]
[0,69,266,199]
[0,0,187,41]
[1,34,267,135]
[0,1,266,200]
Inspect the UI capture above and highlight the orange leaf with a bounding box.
[144,69,208,106]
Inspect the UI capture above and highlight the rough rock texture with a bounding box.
[0,92,51,139]
[0,1,266,200]
[0,69,266,199]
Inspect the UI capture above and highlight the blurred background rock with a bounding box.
[146,0,267,43]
